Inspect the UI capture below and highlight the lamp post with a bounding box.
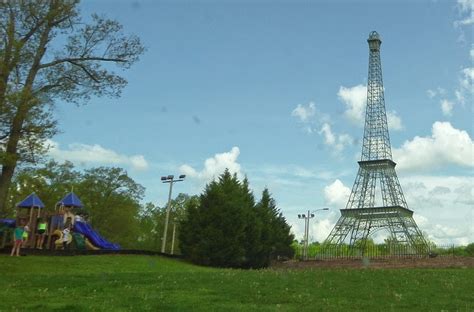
[161,174,185,253]
[171,218,177,255]
[298,208,329,260]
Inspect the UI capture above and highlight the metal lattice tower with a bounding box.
[324,31,427,254]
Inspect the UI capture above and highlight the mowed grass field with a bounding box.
[0,255,472,311]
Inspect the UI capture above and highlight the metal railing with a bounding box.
[293,243,470,260]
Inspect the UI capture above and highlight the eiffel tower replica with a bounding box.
[324,31,427,254]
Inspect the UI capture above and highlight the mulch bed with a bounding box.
[272,257,474,269]
[0,247,182,258]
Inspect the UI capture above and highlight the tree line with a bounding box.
[0,2,295,268]
[6,160,162,249]
[6,161,295,268]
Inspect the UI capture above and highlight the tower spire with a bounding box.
[362,31,392,161]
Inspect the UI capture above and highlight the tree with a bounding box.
[179,171,294,268]
[135,193,199,253]
[180,170,255,268]
[465,243,474,256]
[7,160,80,215]
[136,202,162,251]
[255,188,294,264]
[8,161,145,248]
[76,167,144,248]
[162,193,199,254]
[0,1,145,216]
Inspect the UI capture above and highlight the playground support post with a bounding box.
[161,175,185,254]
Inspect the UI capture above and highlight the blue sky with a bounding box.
[50,0,473,244]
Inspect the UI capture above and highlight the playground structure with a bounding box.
[0,192,119,251]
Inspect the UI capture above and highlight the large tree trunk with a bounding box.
[0,100,29,216]
[0,14,52,216]
[0,162,17,217]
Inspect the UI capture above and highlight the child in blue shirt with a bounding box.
[10,220,25,256]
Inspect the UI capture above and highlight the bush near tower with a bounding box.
[179,169,294,268]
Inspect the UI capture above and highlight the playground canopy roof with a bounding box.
[59,192,83,208]
[17,193,45,208]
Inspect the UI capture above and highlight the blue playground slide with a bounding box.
[73,221,120,250]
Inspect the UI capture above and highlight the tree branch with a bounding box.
[69,60,100,83]
[39,56,126,69]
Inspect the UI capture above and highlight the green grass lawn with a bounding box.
[0,255,472,311]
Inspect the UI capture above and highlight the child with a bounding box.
[22,222,30,247]
[36,218,48,249]
[62,223,72,250]
[10,220,25,256]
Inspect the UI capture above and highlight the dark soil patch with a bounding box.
[273,256,474,269]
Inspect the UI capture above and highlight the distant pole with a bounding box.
[171,220,177,255]
[161,180,174,253]
[298,208,329,260]
[305,210,310,260]
[161,174,185,254]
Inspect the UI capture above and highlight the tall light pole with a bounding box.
[298,208,329,260]
[171,218,177,255]
[161,174,185,253]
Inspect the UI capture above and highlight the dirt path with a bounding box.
[272,257,474,269]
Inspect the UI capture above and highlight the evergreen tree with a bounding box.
[240,177,261,268]
[180,171,294,268]
[256,188,295,263]
[180,170,258,268]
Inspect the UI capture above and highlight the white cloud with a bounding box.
[324,179,351,208]
[179,146,242,182]
[338,84,367,125]
[440,99,454,116]
[47,140,149,171]
[402,175,474,244]
[393,121,474,171]
[319,123,353,153]
[292,102,316,122]
[128,155,149,171]
[387,111,403,130]
[291,102,349,151]
[319,123,336,145]
[426,87,446,99]
[456,67,474,105]
[291,101,330,135]
[426,89,457,117]
[458,0,474,12]
[309,218,335,243]
[454,0,474,26]
[339,84,403,131]
[427,89,437,98]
